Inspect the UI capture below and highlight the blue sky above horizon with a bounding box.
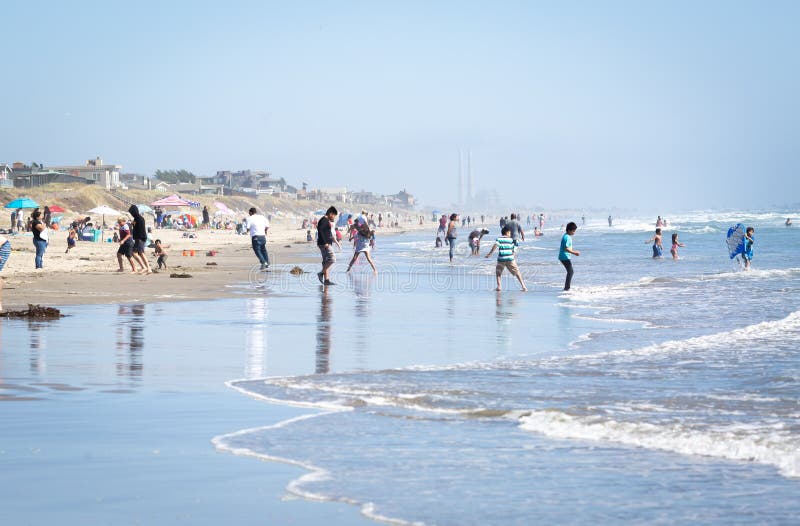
[2,0,798,210]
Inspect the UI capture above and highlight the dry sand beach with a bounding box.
[0,186,427,309]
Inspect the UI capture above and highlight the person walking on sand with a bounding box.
[646,228,663,259]
[346,213,377,274]
[446,213,459,264]
[246,207,270,270]
[202,206,210,229]
[129,205,152,274]
[486,225,527,292]
[0,233,10,312]
[30,208,48,269]
[317,206,339,285]
[559,222,580,291]
[116,216,137,273]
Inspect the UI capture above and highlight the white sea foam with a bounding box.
[560,310,800,364]
[517,410,800,478]
[213,414,423,526]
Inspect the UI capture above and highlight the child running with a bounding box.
[153,239,169,269]
[65,227,77,253]
[559,222,580,291]
[646,228,663,258]
[485,226,527,291]
[670,233,686,260]
[743,226,755,270]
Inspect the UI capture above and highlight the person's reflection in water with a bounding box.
[495,292,517,355]
[115,304,145,380]
[316,287,332,374]
[245,297,269,379]
[28,321,47,375]
[348,273,372,368]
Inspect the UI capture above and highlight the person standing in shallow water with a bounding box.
[558,222,580,291]
[446,213,459,264]
[317,206,339,285]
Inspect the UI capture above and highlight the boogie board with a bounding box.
[726,223,746,260]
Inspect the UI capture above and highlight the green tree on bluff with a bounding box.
[154,169,196,184]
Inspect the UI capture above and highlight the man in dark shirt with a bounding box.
[128,205,151,274]
[316,206,339,285]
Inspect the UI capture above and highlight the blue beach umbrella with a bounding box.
[136,204,153,214]
[5,197,40,209]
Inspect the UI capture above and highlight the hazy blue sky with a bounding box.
[2,0,798,210]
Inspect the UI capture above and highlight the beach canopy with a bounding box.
[88,205,122,216]
[151,194,191,207]
[5,197,40,209]
[48,205,66,213]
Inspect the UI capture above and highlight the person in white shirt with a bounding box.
[246,207,270,270]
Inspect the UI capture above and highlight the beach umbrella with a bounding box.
[214,201,233,214]
[313,209,325,215]
[87,205,122,227]
[136,204,153,214]
[48,205,66,213]
[151,194,191,207]
[5,197,40,209]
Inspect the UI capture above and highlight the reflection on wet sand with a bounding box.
[115,304,145,380]
[245,297,269,379]
[316,287,332,374]
[349,274,372,369]
[495,292,517,353]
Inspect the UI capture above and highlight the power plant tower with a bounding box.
[467,149,473,205]
[458,149,464,206]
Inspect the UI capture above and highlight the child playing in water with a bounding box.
[646,228,663,258]
[559,222,580,291]
[670,233,685,260]
[743,227,755,270]
[485,225,527,291]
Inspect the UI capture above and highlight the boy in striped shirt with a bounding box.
[485,226,527,292]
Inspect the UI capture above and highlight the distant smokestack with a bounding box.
[458,149,464,206]
[467,149,473,204]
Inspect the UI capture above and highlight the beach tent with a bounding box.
[5,197,40,209]
[151,194,191,207]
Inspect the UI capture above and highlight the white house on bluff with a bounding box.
[48,156,121,189]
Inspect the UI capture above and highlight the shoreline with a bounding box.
[0,220,434,309]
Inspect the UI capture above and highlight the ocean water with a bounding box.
[220,210,800,524]
[1,210,798,524]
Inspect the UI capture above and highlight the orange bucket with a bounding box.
[190,250,195,256]
[182,250,188,256]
